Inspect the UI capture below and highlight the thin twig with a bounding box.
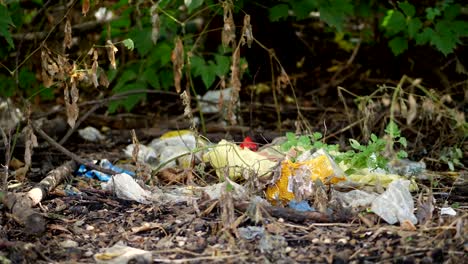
[59,103,102,145]
[31,122,117,176]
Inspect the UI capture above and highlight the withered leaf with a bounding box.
[171,37,184,93]
[91,60,99,88]
[106,40,118,69]
[241,14,253,48]
[99,69,110,88]
[64,19,72,49]
[82,0,90,16]
[406,94,418,125]
[64,81,79,128]
[221,2,235,48]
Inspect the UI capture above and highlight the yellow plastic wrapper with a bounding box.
[266,150,346,205]
[202,139,277,180]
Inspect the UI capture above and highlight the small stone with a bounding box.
[323,238,332,244]
[337,238,348,244]
[60,239,78,248]
[85,225,94,231]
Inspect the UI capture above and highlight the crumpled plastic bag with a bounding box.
[371,179,417,225]
[203,139,277,180]
[265,149,346,205]
[102,173,151,204]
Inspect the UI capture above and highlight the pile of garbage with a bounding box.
[74,127,438,228]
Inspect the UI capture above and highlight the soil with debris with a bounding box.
[0,116,466,264]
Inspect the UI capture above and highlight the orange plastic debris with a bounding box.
[265,153,346,205]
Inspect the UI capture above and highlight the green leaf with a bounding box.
[269,4,289,22]
[407,18,422,38]
[128,28,152,56]
[185,0,204,14]
[398,1,415,17]
[431,26,457,56]
[214,55,230,76]
[109,82,147,113]
[122,38,134,51]
[425,7,441,21]
[18,68,36,91]
[297,135,311,148]
[312,132,322,140]
[0,4,14,48]
[318,0,353,31]
[443,4,461,20]
[389,36,408,55]
[141,68,160,89]
[291,0,317,20]
[382,10,406,36]
[415,27,434,45]
[385,121,400,138]
[349,139,360,149]
[397,150,408,159]
[398,137,407,148]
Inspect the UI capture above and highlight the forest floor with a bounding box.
[0,99,466,264]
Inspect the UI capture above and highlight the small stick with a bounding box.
[31,122,117,176]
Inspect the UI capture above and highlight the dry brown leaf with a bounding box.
[400,220,417,231]
[82,0,90,16]
[241,14,253,48]
[400,98,408,117]
[131,129,140,164]
[15,166,28,182]
[64,19,72,49]
[9,158,24,170]
[406,94,418,125]
[106,40,118,69]
[99,70,110,88]
[422,98,435,119]
[91,60,99,88]
[221,1,235,48]
[64,81,79,128]
[171,37,184,93]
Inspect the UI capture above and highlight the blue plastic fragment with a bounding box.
[288,200,315,212]
[75,159,135,182]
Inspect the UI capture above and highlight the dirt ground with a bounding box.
[0,114,466,263]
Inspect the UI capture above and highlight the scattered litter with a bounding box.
[388,158,426,176]
[265,149,346,205]
[288,200,315,212]
[78,126,106,141]
[240,136,258,151]
[199,179,248,200]
[60,239,78,248]
[198,87,233,114]
[203,139,277,180]
[102,173,151,204]
[336,189,378,208]
[76,159,135,182]
[0,98,23,131]
[371,180,417,225]
[124,144,157,164]
[149,130,204,169]
[238,226,265,240]
[440,207,457,216]
[345,168,419,191]
[94,241,152,264]
[259,233,287,254]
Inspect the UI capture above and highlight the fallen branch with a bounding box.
[31,121,117,176]
[1,160,77,234]
[235,201,335,223]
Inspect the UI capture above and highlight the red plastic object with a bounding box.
[240,136,258,151]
